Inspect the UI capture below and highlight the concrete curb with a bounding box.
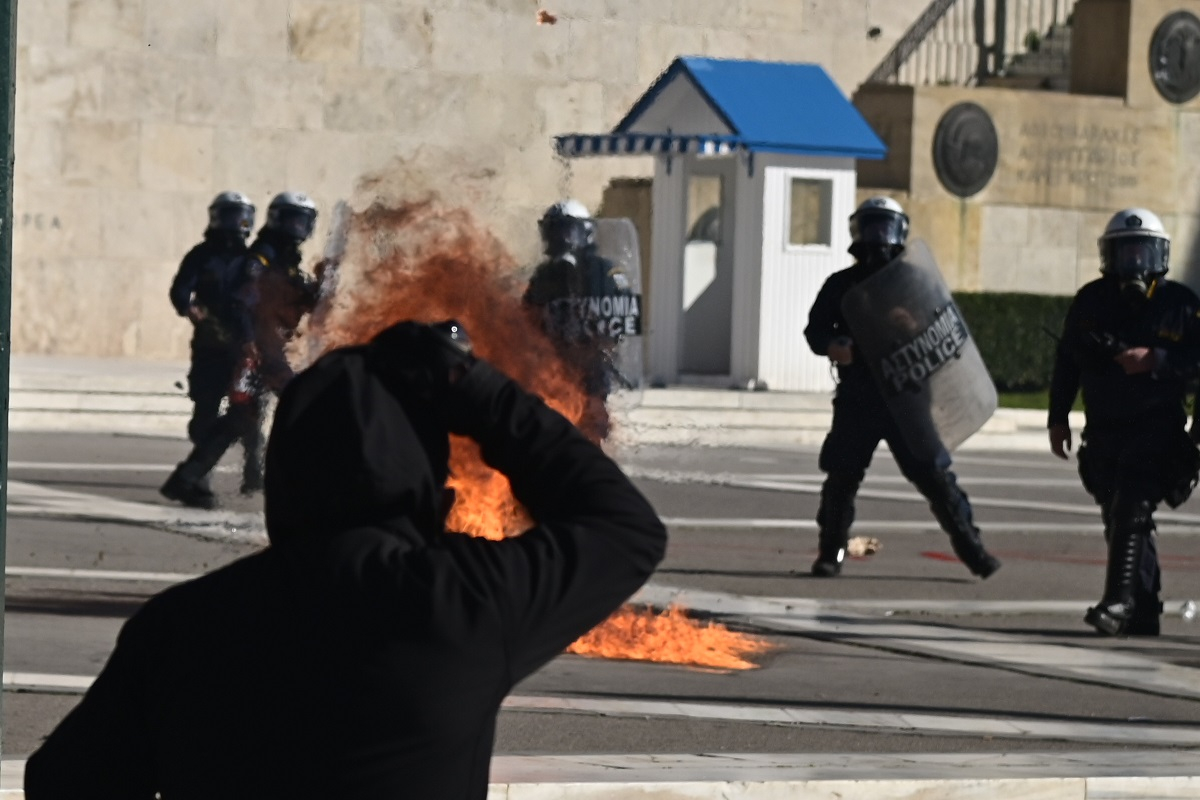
[4,754,1197,798]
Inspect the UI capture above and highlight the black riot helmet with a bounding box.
[207,191,256,239]
[266,191,318,243]
[538,199,596,258]
[1099,208,1170,297]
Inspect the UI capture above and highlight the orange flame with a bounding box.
[301,197,770,668]
[568,605,771,670]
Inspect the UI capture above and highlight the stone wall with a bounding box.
[856,0,1200,297]
[12,0,928,358]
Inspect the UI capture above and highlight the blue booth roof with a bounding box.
[555,57,887,161]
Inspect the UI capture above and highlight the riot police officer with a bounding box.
[805,196,1001,579]
[524,200,631,435]
[243,191,321,391]
[1049,208,1200,636]
[161,192,319,508]
[168,191,255,445]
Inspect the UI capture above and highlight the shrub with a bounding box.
[952,292,1072,392]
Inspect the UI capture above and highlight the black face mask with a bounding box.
[849,242,900,271]
[1119,275,1155,303]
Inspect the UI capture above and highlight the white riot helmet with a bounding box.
[849,196,909,248]
[207,191,255,239]
[1098,208,1170,288]
[538,199,596,257]
[266,191,318,242]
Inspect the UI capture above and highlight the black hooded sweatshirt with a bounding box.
[24,342,667,799]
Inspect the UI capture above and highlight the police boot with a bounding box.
[240,426,265,495]
[1125,591,1163,636]
[1085,500,1149,636]
[812,471,861,577]
[160,461,217,510]
[241,459,264,495]
[916,469,1001,579]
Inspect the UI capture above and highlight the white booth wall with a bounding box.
[647,151,855,393]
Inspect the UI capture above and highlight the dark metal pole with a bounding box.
[994,0,1008,75]
[0,0,17,762]
[975,0,989,83]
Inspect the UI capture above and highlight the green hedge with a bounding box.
[952,292,1072,392]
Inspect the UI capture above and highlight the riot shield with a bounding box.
[840,240,996,461]
[592,218,645,394]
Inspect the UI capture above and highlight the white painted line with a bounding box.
[662,517,1114,533]
[953,454,1082,470]
[9,667,1195,748]
[634,584,1200,700]
[743,473,1083,488]
[8,462,233,473]
[503,694,1200,746]
[6,480,267,545]
[4,672,94,692]
[628,467,1200,526]
[490,751,1200,785]
[6,566,197,583]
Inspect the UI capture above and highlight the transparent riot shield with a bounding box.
[593,218,645,396]
[840,239,997,461]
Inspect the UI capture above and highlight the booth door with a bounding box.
[758,165,850,392]
[680,160,735,377]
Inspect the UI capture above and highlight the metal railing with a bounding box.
[867,0,1076,87]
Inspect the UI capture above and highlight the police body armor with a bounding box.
[840,240,997,462]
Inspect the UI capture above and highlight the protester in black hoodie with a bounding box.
[25,321,667,800]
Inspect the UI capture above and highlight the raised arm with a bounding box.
[445,360,667,681]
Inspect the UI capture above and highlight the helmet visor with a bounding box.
[540,216,593,255]
[273,207,317,241]
[852,210,906,246]
[1103,236,1169,280]
[210,204,255,237]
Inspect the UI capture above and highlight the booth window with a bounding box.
[788,177,832,247]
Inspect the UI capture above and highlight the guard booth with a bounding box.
[555,57,887,392]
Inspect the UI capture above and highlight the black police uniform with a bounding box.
[242,228,320,390]
[161,230,318,506]
[1049,276,1200,634]
[168,232,250,443]
[524,248,629,399]
[805,255,1000,578]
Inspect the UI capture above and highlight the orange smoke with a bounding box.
[302,197,770,668]
[304,199,594,538]
[568,605,771,670]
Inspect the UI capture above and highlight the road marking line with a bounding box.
[8,462,235,473]
[664,517,1200,535]
[6,566,198,583]
[6,669,1192,748]
[489,750,1200,784]
[743,473,1083,487]
[6,480,266,545]
[11,566,1191,619]
[628,467,1200,525]
[634,584,1200,700]
[4,672,93,691]
[502,695,1200,746]
[662,518,1119,533]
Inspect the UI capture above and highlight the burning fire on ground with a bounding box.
[302,198,771,669]
[567,604,771,670]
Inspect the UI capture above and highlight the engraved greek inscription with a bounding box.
[1013,120,1141,191]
